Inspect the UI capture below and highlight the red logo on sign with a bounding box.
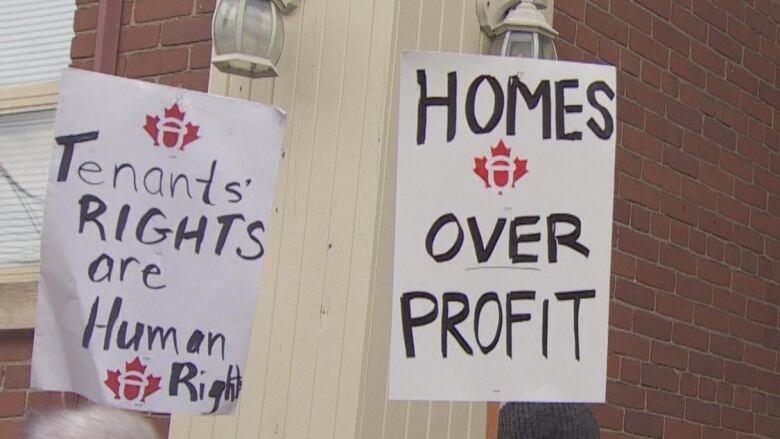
[105,357,161,403]
[474,139,528,194]
[144,103,200,150]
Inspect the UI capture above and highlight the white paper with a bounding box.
[390,51,616,402]
[31,69,285,415]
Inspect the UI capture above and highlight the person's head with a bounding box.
[24,405,159,439]
[498,402,601,439]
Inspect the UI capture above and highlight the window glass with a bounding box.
[0,110,55,267]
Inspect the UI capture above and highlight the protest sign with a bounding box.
[390,51,616,402]
[31,69,285,414]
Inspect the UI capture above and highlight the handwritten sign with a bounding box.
[31,69,285,414]
[390,51,616,402]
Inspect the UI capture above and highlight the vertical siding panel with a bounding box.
[332,0,397,434]
[282,0,350,434]
[305,0,376,436]
[351,0,405,437]
[418,0,444,51]
[281,0,348,433]
[255,0,328,435]
[439,0,466,52]
[232,4,304,438]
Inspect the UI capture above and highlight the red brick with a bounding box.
[726,18,759,53]
[626,78,666,115]
[712,287,746,315]
[756,415,780,438]
[654,17,691,56]
[674,322,710,351]
[629,28,669,68]
[620,175,660,209]
[557,0,585,20]
[576,24,599,55]
[74,5,99,31]
[705,236,724,261]
[160,69,210,92]
[677,274,713,304]
[669,46,707,87]
[661,195,698,226]
[118,24,161,52]
[585,5,628,45]
[609,329,650,360]
[662,71,680,97]
[591,404,623,431]
[710,333,744,360]
[2,366,29,390]
[71,31,96,59]
[764,328,780,351]
[0,331,33,361]
[620,357,641,384]
[618,96,645,128]
[134,0,194,22]
[683,179,717,210]
[747,300,777,325]
[699,208,734,240]
[613,0,652,34]
[699,377,717,400]
[636,0,671,19]
[701,163,734,195]
[751,209,780,239]
[659,243,696,275]
[190,41,212,69]
[651,341,688,369]
[664,419,703,439]
[697,256,732,285]
[679,372,697,395]
[709,27,743,63]
[685,398,721,426]
[617,227,658,262]
[614,278,654,310]
[716,194,750,225]
[745,344,776,371]
[647,114,684,146]
[656,292,695,322]
[125,47,188,78]
[741,91,774,125]
[623,126,662,160]
[734,226,764,253]
[725,361,757,387]
[708,74,742,109]
[694,304,730,332]
[196,0,216,14]
[647,389,685,417]
[617,148,642,177]
[607,380,645,409]
[0,419,25,439]
[630,205,652,232]
[0,392,25,417]
[730,316,764,344]
[625,410,663,438]
[671,4,708,43]
[690,230,707,254]
[636,260,676,291]
[692,0,728,31]
[634,311,673,341]
[161,15,212,46]
[612,250,636,278]
[717,380,734,404]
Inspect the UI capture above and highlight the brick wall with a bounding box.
[71,0,215,91]
[553,1,780,438]
[0,1,215,437]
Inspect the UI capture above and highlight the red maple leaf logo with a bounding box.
[105,356,162,403]
[474,139,528,194]
[143,103,200,150]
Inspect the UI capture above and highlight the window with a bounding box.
[0,0,76,271]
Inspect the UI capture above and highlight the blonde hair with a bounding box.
[25,406,160,439]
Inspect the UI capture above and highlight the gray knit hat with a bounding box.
[498,403,601,439]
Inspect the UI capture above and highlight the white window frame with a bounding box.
[0,81,60,329]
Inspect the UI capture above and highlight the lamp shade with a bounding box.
[486,0,557,60]
[212,0,285,78]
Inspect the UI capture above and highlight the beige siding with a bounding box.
[170,1,488,438]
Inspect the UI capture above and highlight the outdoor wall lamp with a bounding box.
[211,0,297,78]
[477,0,557,60]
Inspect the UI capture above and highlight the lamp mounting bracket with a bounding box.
[271,0,297,14]
[477,0,549,35]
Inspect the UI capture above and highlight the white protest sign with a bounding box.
[390,51,616,402]
[31,69,284,414]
